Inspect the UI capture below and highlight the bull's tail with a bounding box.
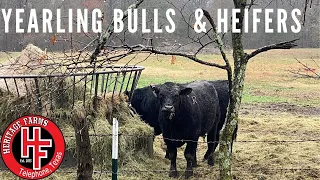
[232,123,238,142]
[230,123,238,154]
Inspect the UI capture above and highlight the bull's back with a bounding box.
[185,81,220,135]
[209,80,229,111]
[209,80,229,130]
[187,81,219,108]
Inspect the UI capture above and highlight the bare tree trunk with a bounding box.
[218,1,247,179]
[218,1,298,179]
[73,111,93,180]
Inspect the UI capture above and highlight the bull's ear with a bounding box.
[150,84,159,97]
[179,87,192,95]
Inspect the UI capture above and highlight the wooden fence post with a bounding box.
[73,115,93,180]
[147,136,154,158]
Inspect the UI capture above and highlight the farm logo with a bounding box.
[1,115,65,179]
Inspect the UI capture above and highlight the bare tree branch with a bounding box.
[302,0,314,25]
[202,9,233,86]
[289,58,320,79]
[246,39,299,60]
[90,0,146,63]
[87,2,230,71]
[140,47,227,69]
[247,0,258,10]
[201,9,230,65]
[105,44,227,69]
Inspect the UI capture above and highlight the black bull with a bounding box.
[128,80,237,178]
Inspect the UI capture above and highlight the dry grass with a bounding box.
[121,48,320,106]
[118,48,320,179]
[0,49,319,179]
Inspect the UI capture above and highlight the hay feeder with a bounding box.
[0,65,154,178]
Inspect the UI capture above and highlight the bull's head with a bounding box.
[150,83,192,120]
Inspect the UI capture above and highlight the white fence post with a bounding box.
[112,118,119,180]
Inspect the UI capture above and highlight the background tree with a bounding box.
[0,0,318,51]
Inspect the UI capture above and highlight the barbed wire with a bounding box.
[118,167,320,173]
[0,167,319,174]
[1,133,319,144]
[63,134,320,143]
[160,137,320,144]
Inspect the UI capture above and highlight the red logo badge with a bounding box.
[1,115,65,179]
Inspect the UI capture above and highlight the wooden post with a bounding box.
[73,115,93,180]
[147,136,154,158]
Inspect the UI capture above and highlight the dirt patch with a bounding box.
[241,102,320,116]
[251,90,267,96]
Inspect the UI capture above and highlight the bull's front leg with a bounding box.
[167,145,178,178]
[184,141,197,179]
[165,148,169,159]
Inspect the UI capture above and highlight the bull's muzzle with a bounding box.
[162,105,175,112]
[161,105,175,120]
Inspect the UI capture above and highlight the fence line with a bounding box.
[0,134,319,144]
[1,168,319,174]
[117,167,320,173]
[0,130,318,177]
[55,134,320,143]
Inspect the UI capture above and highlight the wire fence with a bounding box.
[1,132,318,178]
[0,122,319,177]
[0,167,319,175]
[59,134,320,144]
[0,128,319,179]
[2,133,318,144]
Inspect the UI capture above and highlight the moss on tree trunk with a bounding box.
[218,1,247,179]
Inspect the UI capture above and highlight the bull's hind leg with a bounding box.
[193,147,198,167]
[184,141,197,179]
[204,128,219,166]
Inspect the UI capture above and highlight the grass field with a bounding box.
[0,52,20,63]
[120,48,320,180]
[0,48,319,179]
